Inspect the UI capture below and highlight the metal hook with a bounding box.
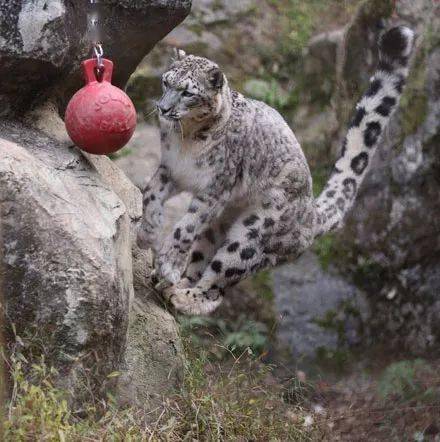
[93,43,104,68]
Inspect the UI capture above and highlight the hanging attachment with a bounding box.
[93,42,105,80]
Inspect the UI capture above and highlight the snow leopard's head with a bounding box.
[157,50,226,121]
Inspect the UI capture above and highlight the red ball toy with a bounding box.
[65,58,137,155]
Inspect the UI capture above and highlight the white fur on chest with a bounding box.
[161,131,212,194]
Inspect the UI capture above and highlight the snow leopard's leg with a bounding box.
[184,221,227,284]
[164,210,267,314]
[165,191,310,315]
[156,192,230,285]
[137,165,176,253]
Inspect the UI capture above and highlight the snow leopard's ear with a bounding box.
[208,67,224,90]
[172,48,187,62]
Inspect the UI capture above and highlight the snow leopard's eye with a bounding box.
[182,90,195,98]
[162,79,169,89]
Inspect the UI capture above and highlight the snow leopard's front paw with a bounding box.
[155,241,188,285]
[137,216,162,250]
[163,286,223,315]
[137,226,156,250]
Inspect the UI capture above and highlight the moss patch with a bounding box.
[398,52,429,139]
[312,233,340,270]
[251,269,274,301]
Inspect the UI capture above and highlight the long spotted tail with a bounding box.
[314,26,415,238]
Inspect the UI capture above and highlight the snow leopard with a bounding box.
[137,26,415,315]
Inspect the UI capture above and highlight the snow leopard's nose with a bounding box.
[157,90,179,116]
[158,103,172,115]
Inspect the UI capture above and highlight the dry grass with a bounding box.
[3,341,317,441]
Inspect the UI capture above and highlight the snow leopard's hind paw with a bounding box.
[163,285,223,315]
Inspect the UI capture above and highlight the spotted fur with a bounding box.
[137,27,415,315]
[314,26,415,236]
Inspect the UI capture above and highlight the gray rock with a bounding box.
[0,0,191,117]
[265,0,440,360]
[272,252,368,363]
[0,119,134,394]
[305,29,344,97]
[189,0,254,25]
[294,0,440,353]
[0,110,185,404]
[115,124,162,190]
[117,245,184,411]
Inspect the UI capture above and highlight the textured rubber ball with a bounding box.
[65,59,137,155]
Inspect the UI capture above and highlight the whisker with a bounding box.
[177,120,184,142]
[145,108,158,119]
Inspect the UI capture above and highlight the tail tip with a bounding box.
[379,26,415,60]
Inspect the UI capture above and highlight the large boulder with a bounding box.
[0,117,134,394]
[0,112,184,403]
[0,0,191,404]
[273,252,368,367]
[0,0,191,117]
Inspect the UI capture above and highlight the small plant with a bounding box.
[179,314,269,358]
[378,359,434,402]
[4,354,74,441]
[311,166,331,197]
[251,269,274,301]
[244,78,291,110]
[223,321,268,356]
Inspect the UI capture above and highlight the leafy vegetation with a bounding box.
[244,78,294,110]
[4,355,73,440]
[267,0,327,58]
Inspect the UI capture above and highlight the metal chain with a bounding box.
[89,0,104,71]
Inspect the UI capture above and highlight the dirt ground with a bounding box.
[285,353,440,441]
